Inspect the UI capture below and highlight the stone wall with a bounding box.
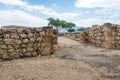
[0,25,56,60]
[64,32,80,41]
[64,23,120,49]
[53,30,58,44]
[80,23,120,49]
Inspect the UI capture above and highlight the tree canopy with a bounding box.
[68,28,75,32]
[77,27,87,32]
[47,18,76,31]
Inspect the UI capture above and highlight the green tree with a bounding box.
[62,22,75,28]
[47,18,61,31]
[77,27,87,32]
[47,17,76,32]
[68,28,75,32]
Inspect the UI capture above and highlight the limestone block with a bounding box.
[9,52,20,58]
[8,48,15,53]
[23,39,29,43]
[27,47,33,52]
[4,34,10,38]
[21,44,27,48]
[0,49,7,59]
[32,51,38,57]
[29,38,35,43]
[20,34,27,38]
[11,33,19,39]
[15,40,22,45]
[28,33,34,38]
[25,52,32,57]
[37,37,42,42]
[4,39,14,44]
[0,45,7,50]
[22,48,27,53]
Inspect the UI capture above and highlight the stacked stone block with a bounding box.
[64,32,80,41]
[0,25,55,59]
[80,23,120,49]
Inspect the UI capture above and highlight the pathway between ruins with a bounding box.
[0,36,120,80]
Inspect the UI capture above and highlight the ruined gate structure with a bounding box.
[0,25,57,60]
[65,23,120,49]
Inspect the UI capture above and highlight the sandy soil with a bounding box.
[0,36,120,80]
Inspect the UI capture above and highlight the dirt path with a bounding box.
[55,37,120,80]
[0,36,120,80]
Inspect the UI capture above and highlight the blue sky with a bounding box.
[0,0,120,27]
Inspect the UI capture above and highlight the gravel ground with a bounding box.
[0,36,120,80]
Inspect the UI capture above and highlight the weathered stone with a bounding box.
[0,49,7,58]
[116,36,120,40]
[37,37,42,42]
[29,38,35,43]
[8,48,15,53]
[20,34,27,38]
[8,45,13,49]
[117,33,120,36]
[22,48,26,53]
[21,44,27,48]
[41,47,51,56]
[25,52,32,57]
[15,40,22,45]
[33,44,37,50]
[2,53,9,59]
[0,45,7,49]
[11,33,19,39]
[14,45,20,50]
[23,39,29,43]
[4,34,10,38]
[27,43,33,47]
[27,47,33,52]
[9,52,20,58]
[112,31,117,36]
[0,39,4,45]
[28,33,34,38]
[4,39,14,44]
[32,51,38,57]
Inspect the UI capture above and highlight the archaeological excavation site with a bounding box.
[0,23,120,80]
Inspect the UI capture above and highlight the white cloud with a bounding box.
[0,0,79,20]
[0,0,26,6]
[75,0,120,8]
[74,17,117,27]
[0,10,48,27]
[23,5,79,20]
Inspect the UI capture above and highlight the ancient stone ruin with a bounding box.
[0,25,57,60]
[65,23,120,49]
[64,32,80,41]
